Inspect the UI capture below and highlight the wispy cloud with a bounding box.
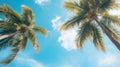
[98,53,118,67]
[15,54,44,67]
[51,16,62,30]
[35,0,49,5]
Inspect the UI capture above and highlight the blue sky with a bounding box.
[0,0,120,67]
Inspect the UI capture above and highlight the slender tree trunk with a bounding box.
[0,31,18,40]
[95,19,120,50]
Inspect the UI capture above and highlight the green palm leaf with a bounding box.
[76,22,93,48]
[0,37,13,50]
[99,0,113,10]
[92,24,105,51]
[60,11,87,30]
[27,30,39,52]
[21,5,34,25]
[63,1,83,12]
[0,38,21,64]
[33,26,47,37]
[19,36,28,50]
[79,0,90,11]
[101,12,120,26]
[0,5,21,24]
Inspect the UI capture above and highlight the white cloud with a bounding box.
[16,55,44,67]
[98,54,117,67]
[51,16,62,30]
[51,16,78,51]
[109,9,120,16]
[58,27,78,51]
[35,0,49,5]
[108,0,120,16]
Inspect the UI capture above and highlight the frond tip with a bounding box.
[33,26,47,37]
[21,5,32,12]
[60,22,71,30]
[63,1,83,12]
[27,30,40,52]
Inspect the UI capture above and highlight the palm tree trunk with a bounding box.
[95,19,120,50]
[0,31,18,40]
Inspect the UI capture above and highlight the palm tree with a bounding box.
[60,0,120,51]
[0,5,47,64]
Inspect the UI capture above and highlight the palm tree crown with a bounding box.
[60,0,120,51]
[0,5,47,64]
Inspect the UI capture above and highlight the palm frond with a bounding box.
[89,0,100,8]
[27,30,39,52]
[101,12,120,26]
[63,1,83,13]
[106,24,120,36]
[33,26,47,37]
[19,36,27,50]
[60,11,87,30]
[0,32,22,51]
[21,5,33,19]
[0,37,13,50]
[0,23,16,29]
[76,22,93,48]
[0,5,21,24]
[0,30,19,50]
[0,38,21,64]
[92,24,105,51]
[102,22,120,41]
[12,34,28,51]
[21,5,34,25]
[0,29,16,35]
[110,3,120,9]
[99,0,113,10]
[79,0,90,11]
[98,0,120,10]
